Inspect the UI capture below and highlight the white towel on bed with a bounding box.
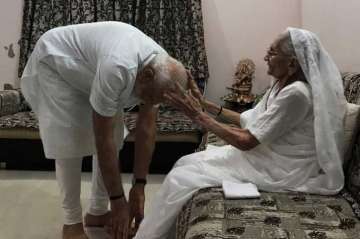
[222,180,260,199]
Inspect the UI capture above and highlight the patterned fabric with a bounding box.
[19,0,208,91]
[342,73,360,207]
[343,103,360,166]
[0,106,199,133]
[346,136,360,205]
[176,187,360,239]
[343,73,360,105]
[203,131,228,147]
[0,90,29,117]
[341,190,360,219]
[124,106,200,132]
[0,90,21,117]
[0,111,38,129]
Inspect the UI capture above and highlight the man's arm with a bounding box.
[92,110,123,196]
[128,103,158,234]
[93,110,130,239]
[133,103,158,179]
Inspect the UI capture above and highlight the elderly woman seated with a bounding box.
[133,28,347,239]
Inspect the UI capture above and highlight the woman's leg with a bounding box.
[55,157,86,238]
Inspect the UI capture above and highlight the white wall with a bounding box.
[0,0,23,88]
[202,0,301,103]
[302,0,360,73]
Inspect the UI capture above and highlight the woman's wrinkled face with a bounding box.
[264,36,292,80]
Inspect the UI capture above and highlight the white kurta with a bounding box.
[135,81,324,239]
[20,22,166,159]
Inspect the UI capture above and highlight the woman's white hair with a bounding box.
[148,53,188,91]
[278,31,297,57]
[278,31,307,81]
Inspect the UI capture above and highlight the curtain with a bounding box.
[19,0,209,90]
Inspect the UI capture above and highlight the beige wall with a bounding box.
[202,0,301,103]
[0,0,23,88]
[302,0,360,73]
[0,0,359,105]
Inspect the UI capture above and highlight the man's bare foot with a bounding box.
[62,223,88,239]
[84,212,112,227]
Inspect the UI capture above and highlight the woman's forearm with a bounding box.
[203,100,220,115]
[203,100,241,126]
[194,112,257,150]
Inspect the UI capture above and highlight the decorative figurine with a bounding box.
[222,58,256,111]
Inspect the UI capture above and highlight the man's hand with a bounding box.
[110,198,130,239]
[128,185,145,237]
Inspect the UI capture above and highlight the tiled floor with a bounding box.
[0,170,165,239]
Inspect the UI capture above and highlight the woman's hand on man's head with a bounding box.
[164,81,203,121]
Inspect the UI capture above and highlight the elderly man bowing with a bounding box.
[20,21,187,239]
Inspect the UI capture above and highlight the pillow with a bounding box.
[344,103,360,166]
[0,90,22,116]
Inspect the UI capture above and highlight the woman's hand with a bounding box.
[186,71,205,107]
[164,82,203,122]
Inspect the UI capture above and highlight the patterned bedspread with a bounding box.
[0,106,200,133]
[176,187,360,239]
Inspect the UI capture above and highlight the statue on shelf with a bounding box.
[222,58,256,107]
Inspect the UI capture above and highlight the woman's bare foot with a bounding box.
[62,223,88,239]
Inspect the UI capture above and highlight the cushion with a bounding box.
[0,90,22,116]
[343,72,360,104]
[346,134,360,204]
[344,103,360,166]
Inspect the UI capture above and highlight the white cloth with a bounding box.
[135,147,245,239]
[236,81,322,192]
[289,28,346,194]
[55,157,83,224]
[222,180,260,199]
[55,155,109,225]
[20,21,166,159]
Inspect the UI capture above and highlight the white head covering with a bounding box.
[288,27,347,194]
